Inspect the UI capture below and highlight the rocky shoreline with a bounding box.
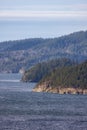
[33,83,87,94]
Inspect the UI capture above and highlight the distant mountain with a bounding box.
[0,30,87,73]
[22,58,75,82]
[33,60,87,94]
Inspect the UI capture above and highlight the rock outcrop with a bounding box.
[33,82,87,94]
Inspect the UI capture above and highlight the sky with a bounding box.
[0,0,87,42]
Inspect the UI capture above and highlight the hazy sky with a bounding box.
[0,0,87,41]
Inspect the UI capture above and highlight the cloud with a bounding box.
[0,3,87,20]
[0,10,87,19]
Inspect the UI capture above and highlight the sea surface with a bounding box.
[0,73,87,130]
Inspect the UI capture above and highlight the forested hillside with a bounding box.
[22,58,75,82]
[36,60,87,90]
[0,31,87,73]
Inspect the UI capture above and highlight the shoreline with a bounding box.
[33,84,87,94]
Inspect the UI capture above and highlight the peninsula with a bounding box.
[33,60,87,94]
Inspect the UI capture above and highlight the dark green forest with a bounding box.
[22,58,75,82]
[38,60,87,89]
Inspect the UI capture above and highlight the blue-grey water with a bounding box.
[0,74,87,130]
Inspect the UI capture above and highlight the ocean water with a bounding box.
[0,74,87,130]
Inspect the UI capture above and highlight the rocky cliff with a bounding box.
[33,83,87,94]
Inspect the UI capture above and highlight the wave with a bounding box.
[0,80,20,82]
